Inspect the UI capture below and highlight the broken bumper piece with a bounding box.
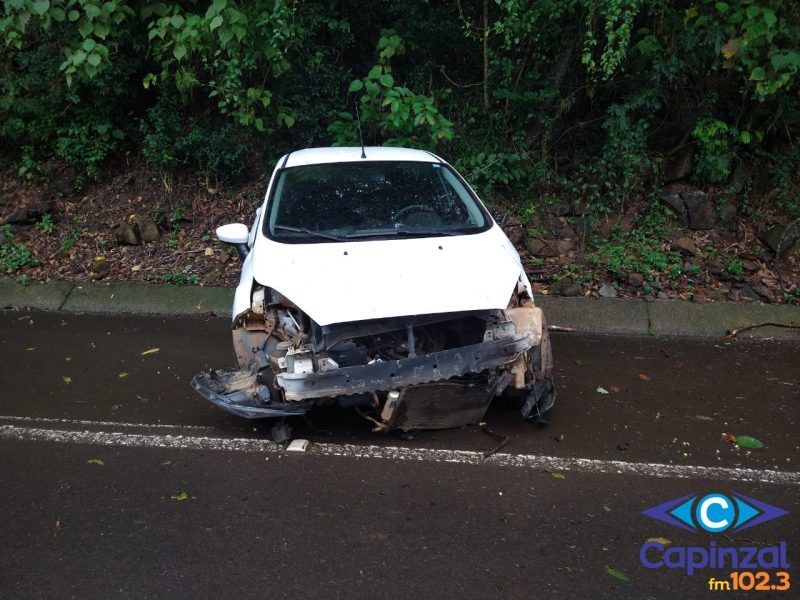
[191,369,311,419]
[277,333,532,401]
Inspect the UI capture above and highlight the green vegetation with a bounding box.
[35,212,55,234]
[161,271,200,285]
[0,225,38,272]
[1,0,798,297]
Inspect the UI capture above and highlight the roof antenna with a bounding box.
[354,100,367,159]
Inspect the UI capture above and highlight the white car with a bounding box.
[192,147,555,431]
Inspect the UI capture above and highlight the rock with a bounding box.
[51,178,75,196]
[555,239,576,255]
[547,201,571,217]
[115,221,141,245]
[752,284,774,301]
[663,146,694,181]
[5,207,29,224]
[135,217,160,243]
[671,236,697,255]
[627,273,644,288]
[218,251,231,263]
[598,283,617,298]
[683,191,717,229]
[659,192,686,215]
[553,281,583,297]
[525,238,558,257]
[502,217,526,245]
[718,200,738,229]
[760,223,800,257]
[657,291,670,300]
[741,259,760,272]
[5,201,52,225]
[90,258,110,280]
[738,284,761,301]
[544,215,576,239]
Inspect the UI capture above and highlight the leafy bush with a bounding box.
[0,225,38,272]
[329,30,453,150]
[141,98,248,180]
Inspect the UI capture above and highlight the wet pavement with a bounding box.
[0,310,798,599]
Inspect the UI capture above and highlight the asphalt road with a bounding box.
[0,310,798,599]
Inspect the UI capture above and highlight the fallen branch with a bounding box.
[480,423,510,459]
[727,322,800,337]
[548,325,576,332]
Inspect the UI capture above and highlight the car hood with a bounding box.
[251,225,524,326]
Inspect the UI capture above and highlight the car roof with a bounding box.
[282,147,442,168]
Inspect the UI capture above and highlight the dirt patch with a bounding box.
[2,159,799,305]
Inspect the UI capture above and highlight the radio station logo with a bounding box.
[639,492,791,583]
[642,492,788,533]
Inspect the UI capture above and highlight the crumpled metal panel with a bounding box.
[191,369,310,419]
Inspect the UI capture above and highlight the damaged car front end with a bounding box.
[192,147,555,431]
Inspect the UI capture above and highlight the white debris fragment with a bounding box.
[286,439,310,453]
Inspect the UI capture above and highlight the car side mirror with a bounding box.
[216,223,250,261]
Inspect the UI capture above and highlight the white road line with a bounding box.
[0,415,218,432]
[1,423,798,486]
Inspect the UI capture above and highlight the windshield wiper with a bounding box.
[273,225,345,242]
[346,228,463,239]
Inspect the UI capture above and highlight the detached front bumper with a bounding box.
[277,333,532,401]
[191,332,533,418]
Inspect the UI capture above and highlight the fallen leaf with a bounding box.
[171,491,189,501]
[62,375,72,384]
[605,566,630,582]
[136,394,149,403]
[646,537,672,546]
[65,356,72,362]
[131,264,141,272]
[546,470,566,480]
[722,38,739,59]
[603,505,611,512]
[204,247,214,256]
[597,386,609,394]
[694,415,713,421]
[87,459,104,465]
[141,347,160,356]
[25,347,36,351]
[575,359,584,365]
[161,460,172,466]
[111,404,123,410]
[721,432,737,443]
[610,385,622,393]
[639,373,651,381]
[118,372,129,378]
[735,435,764,449]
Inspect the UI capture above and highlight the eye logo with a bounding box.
[642,493,788,533]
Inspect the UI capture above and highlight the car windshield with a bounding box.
[264,161,488,242]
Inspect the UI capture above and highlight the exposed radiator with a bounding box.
[391,380,493,431]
